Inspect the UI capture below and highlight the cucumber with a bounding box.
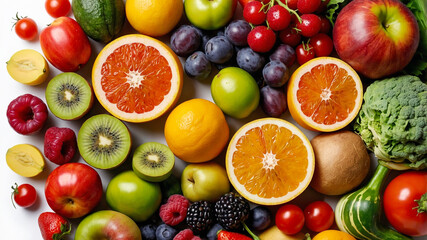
[335,164,412,240]
[72,0,125,43]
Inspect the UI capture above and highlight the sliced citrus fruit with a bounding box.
[226,118,315,205]
[287,57,363,132]
[92,34,183,123]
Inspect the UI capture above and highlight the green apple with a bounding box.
[184,0,238,30]
[181,162,230,202]
[75,210,142,240]
[211,67,260,119]
[106,171,161,222]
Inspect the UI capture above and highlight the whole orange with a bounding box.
[313,230,356,240]
[164,99,229,163]
[125,0,183,37]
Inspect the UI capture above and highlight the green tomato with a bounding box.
[184,0,237,30]
[106,171,161,222]
[211,67,260,119]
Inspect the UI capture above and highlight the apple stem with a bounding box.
[275,0,302,23]
[243,222,260,240]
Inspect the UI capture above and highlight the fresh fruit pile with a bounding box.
[3,0,427,239]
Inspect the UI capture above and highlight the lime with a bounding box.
[211,67,260,119]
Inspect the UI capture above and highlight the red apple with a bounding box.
[40,17,91,72]
[45,162,103,219]
[333,0,419,79]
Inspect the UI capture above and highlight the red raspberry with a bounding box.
[160,194,190,226]
[173,229,201,240]
[44,127,77,165]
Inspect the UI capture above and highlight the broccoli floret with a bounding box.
[354,75,427,170]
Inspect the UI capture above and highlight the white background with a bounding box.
[0,0,425,240]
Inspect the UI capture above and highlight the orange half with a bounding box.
[226,118,315,205]
[287,57,363,132]
[92,34,183,123]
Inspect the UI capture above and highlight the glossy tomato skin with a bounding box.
[40,16,91,72]
[12,183,37,208]
[45,0,71,18]
[383,171,427,237]
[275,204,305,235]
[303,201,334,232]
[14,17,38,41]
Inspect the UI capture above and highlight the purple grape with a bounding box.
[205,36,234,64]
[170,25,201,57]
[236,47,266,73]
[184,51,212,80]
[269,44,296,67]
[262,60,290,87]
[225,20,251,46]
[260,85,287,117]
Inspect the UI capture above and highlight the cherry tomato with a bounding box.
[243,1,266,25]
[275,204,305,235]
[304,201,335,232]
[267,5,291,31]
[11,183,37,208]
[319,16,331,34]
[296,14,322,37]
[383,171,427,237]
[286,0,298,10]
[297,0,321,14]
[310,33,333,57]
[279,24,302,47]
[247,26,276,53]
[238,0,271,7]
[45,0,71,18]
[13,14,38,41]
[296,42,315,65]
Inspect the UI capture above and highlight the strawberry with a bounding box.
[38,212,71,240]
[217,230,253,240]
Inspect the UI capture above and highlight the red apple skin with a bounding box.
[40,17,91,72]
[333,0,419,79]
[45,162,103,219]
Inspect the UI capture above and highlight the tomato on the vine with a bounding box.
[383,171,427,237]
[296,42,315,65]
[275,204,305,235]
[248,26,276,53]
[279,24,302,47]
[304,201,335,232]
[266,5,291,31]
[243,1,267,25]
[296,14,322,37]
[13,14,38,41]
[11,183,37,208]
[310,33,333,57]
[45,0,71,18]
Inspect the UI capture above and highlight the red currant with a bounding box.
[310,33,333,57]
[297,0,321,14]
[285,0,298,10]
[279,24,301,47]
[296,14,322,37]
[243,1,267,25]
[267,5,291,31]
[296,42,315,65]
[248,26,276,53]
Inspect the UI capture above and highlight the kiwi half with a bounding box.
[45,72,93,120]
[132,142,175,182]
[78,114,131,169]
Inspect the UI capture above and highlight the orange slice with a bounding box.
[92,34,183,123]
[287,57,363,132]
[226,118,315,205]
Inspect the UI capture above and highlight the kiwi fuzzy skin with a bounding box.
[310,130,371,196]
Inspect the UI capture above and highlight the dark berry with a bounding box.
[156,224,177,240]
[247,206,272,231]
[205,36,234,64]
[225,20,251,46]
[7,94,48,135]
[236,47,265,73]
[184,51,212,80]
[186,201,215,234]
[214,192,250,230]
[269,44,296,68]
[159,194,190,226]
[262,60,290,87]
[140,224,157,240]
[44,127,77,165]
[170,25,202,57]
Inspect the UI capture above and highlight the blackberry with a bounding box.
[186,201,215,234]
[214,192,250,230]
